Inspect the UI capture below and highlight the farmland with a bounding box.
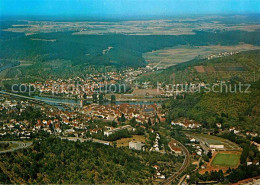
[3,16,260,36]
[143,44,260,69]
[139,49,260,85]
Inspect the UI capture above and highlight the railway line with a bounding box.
[162,139,190,185]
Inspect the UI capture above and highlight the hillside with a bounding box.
[163,82,260,133]
[139,49,260,85]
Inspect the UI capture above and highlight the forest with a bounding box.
[163,81,260,133]
[0,136,182,184]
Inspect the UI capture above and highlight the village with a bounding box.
[1,91,260,184]
[27,66,156,98]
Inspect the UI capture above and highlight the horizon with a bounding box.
[1,0,260,19]
[1,13,260,22]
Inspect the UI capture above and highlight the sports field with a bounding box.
[212,153,240,167]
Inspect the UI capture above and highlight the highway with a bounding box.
[162,139,190,185]
[0,141,32,154]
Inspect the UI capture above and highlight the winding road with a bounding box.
[0,141,32,154]
[162,139,190,185]
[0,141,32,184]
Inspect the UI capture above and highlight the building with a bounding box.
[169,140,182,154]
[129,141,145,150]
[205,139,224,149]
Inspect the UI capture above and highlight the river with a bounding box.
[33,95,162,110]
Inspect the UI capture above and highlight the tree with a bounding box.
[130,117,137,127]
[207,151,212,159]
[112,141,117,148]
[148,118,152,126]
[119,113,126,122]
[111,121,117,127]
[99,94,104,102]
[93,93,98,103]
[111,95,116,104]
[240,144,250,164]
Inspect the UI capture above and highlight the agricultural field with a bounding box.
[143,44,260,69]
[4,16,260,36]
[212,153,241,167]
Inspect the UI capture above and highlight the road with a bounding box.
[0,141,32,154]
[0,90,79,106]
[162,139,190,185]
[60,136,110,145]
[0,141,31,184]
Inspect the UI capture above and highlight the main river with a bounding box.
[33,96,162,110]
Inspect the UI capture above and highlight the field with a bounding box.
[4,16,260,36]
[199,151,241,174]
[113,135,146,147]
[212,153,240,167]
[143,44,260,69]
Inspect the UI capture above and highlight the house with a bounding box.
[169,140,182,154]
[251,141,260,151]
[229,127,239,134]
[64,128,75,134]
[246,132,258,137]
[171,145,182,154]
[90,128,102,134]
[129,141,145,150]
[158,175,165,179]
[153,165,159,170]
[216,123,222,128]
[196,150,202,156]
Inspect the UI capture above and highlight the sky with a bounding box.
[1,0,260,18]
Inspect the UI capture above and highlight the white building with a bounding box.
[129,141,145,150]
